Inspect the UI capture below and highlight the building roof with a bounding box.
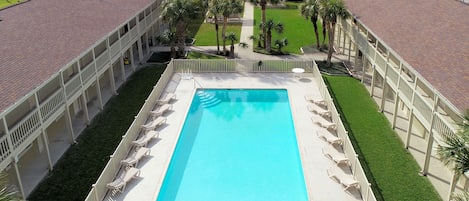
[0,0,152,113]
[344,0,469,113]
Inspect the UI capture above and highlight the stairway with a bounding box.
[196,91,222,108]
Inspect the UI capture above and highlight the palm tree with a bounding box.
[319,0,350,66]
[156,29,177,58]
[220,0,243,55]
[300,0,321,49]
[253,0,280,48]
[208,0,223,54]
[0,172,20,201]
[226,32,238,58]
[437,112,469,200]
[274,38,288,53]
[160,0,201,57]
[260,19,283,53]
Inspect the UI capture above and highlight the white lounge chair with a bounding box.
[322,146,349,165]
[132,131,159,147]
[141,116,166,132]
[121,147,151,167]
[312,117,336,131]
[107,167,140,195]
[326,166,360,191]
[157,93,176,105]
[304,95,327,108]
[150,104,172,118]
[307,104,331,118]
[317,131,342,145]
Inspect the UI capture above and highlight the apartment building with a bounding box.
[0,0,165,198]
[337,0,469,199]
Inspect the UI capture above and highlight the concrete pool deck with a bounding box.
[105,72,362,201]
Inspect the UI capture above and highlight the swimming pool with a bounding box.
[156,89,308,201]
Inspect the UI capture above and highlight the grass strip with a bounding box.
[188,16,243,46]
[28,64,165,201]
[323,75,441,201]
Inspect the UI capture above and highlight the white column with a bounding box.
[392,92,400,128]
[59,72,76,142]
[108,65,117,95]
[95,77,104,110]
[34,93,53,170]
[81,93,90,124]
[145,33,150,55]
[41,131,53,170]
[120,55,127,81]
[129,47,136,71]
[421,97,439,175]
[370,65,376,97]
[405,111,414,149]
[137,38,144,64]
[13,160,25,199]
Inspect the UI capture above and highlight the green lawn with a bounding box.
[188,17,243,46]
[253,2,327,54]
[0,0,21,9]
[323,75,441,201]
[28,65,165,201]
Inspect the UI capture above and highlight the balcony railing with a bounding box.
[65,75,82,99]
[413,94,433,126]
[95,50,110,72]
[39,90,65,123]
[81,62,96,85]
[10,110,40,149]
[0,136,11,163]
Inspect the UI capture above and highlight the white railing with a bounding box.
[145,17,152,29]
[81,63,96,85]
[138,21,145,34]
[65,75,82,99]
[110,41,121,59]
[173,59,237,72]
[85,63,175,201]
[130,27,138,40]
[9,110,41,149]
[413,94,433,126]
[39,90,65,123]
[312,61,377,201]
[386,65,399,87]
[0,136,11,163]
[398,79,413,103]
[433,113,458,137]
[252,60,312,72]
[95,50,110,71]
[120,33,130,48]
[375,53,386,74]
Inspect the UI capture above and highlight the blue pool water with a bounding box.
[157,89,308,201]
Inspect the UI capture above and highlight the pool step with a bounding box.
[197,91,221,108]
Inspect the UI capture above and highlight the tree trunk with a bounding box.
[214,16,220,54]
[266,30,271,52]
[312,16,320,49]
[261,2,267,49]
[322,19,327,48]
[176,21,186,57]
[222,17,228,55]
[170,42,176,58]
[327,23,335,67]
[230,43,235,58]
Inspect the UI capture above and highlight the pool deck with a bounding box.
[105,72,362,201]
